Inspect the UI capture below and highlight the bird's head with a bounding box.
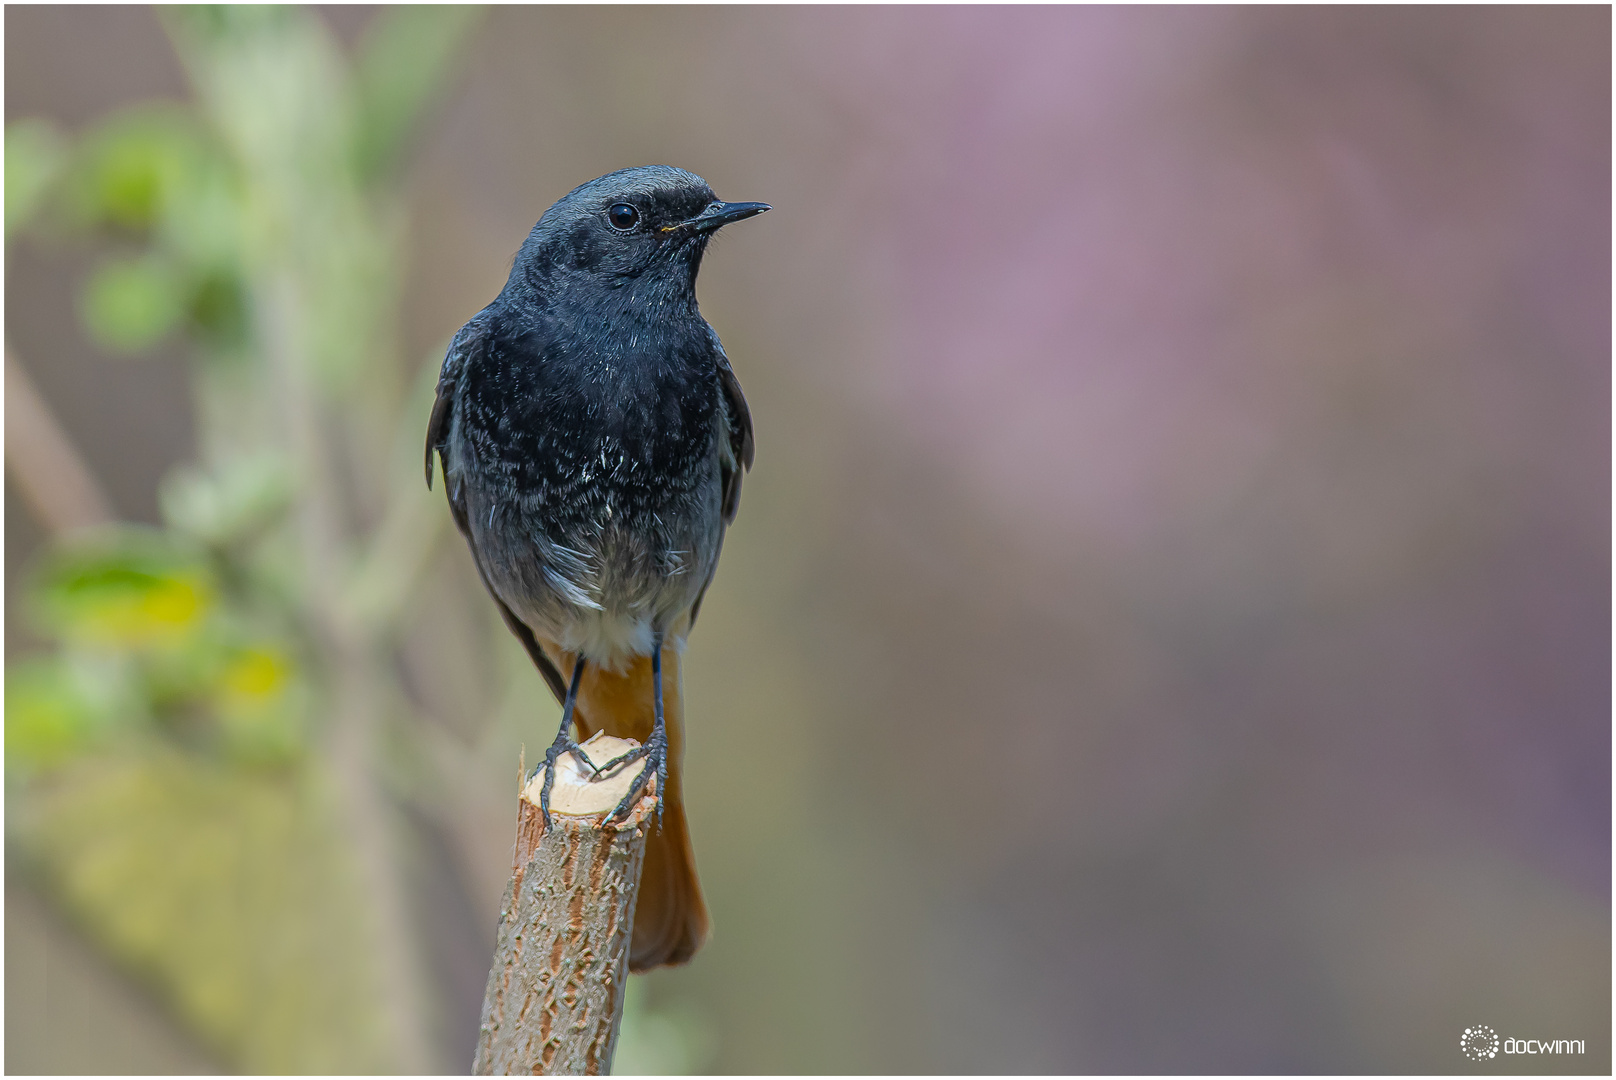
[510,166,769,298]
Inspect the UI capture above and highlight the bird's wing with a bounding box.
[714,339,754,525]
[477,561,570,703]
[425,313,486,494]
[426,312,570,704]
[687,339,754,628]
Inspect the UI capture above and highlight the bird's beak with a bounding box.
[667,200,771,234]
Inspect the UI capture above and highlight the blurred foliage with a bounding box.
[614,978,719,1075]
[352,5,485,182]
[5,118,68,235]
[11,527,309,772]
[13,751,381,1072]
[6,5,480,1071]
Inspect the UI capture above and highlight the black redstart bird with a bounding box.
[425,166,766,971]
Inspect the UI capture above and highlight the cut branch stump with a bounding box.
[474,733,656,1076]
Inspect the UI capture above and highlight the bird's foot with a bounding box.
[590,734,667,825]
[534,730,598,828]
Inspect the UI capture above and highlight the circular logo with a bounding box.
[1461,1025,1499,1061]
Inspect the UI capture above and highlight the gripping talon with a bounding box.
[607,750,661,823]
[599,634,670,826]
[536,654,590,829]
[589,745,647,780]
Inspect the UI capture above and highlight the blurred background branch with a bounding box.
[5,349,116,533]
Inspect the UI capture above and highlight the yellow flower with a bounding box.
[219,647,289,703]
[140,577,206,629]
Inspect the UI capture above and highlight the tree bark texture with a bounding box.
[474,734,656,1075]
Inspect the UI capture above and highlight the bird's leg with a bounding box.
[591,633,667,826]
[536,654,592,829]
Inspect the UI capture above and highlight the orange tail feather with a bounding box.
[540,642,709,971]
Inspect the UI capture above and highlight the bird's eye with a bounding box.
[607,203,640,230]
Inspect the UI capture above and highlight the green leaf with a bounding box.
[185,266,251,350]
[6,118,68,236]
[30,529,213,649]
[64,106,210,233]
[79,252,189,353]
[4,656,118,770]
[352,5,482,182]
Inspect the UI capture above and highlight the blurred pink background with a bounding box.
[7,5,1608,1072]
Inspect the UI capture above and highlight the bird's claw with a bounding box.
[534,734,598,829]
[591,739,667,826]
